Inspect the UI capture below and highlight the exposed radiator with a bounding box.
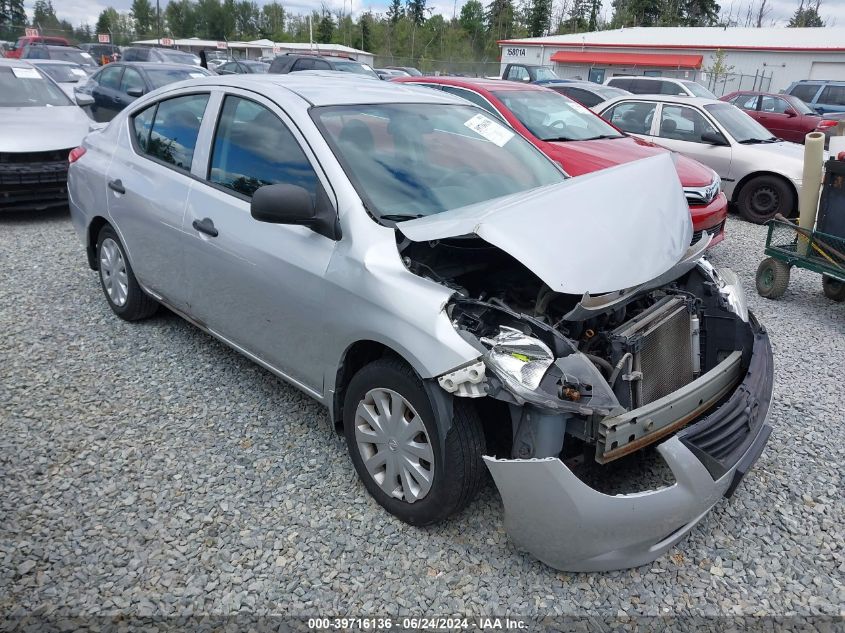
[610,296,695,409]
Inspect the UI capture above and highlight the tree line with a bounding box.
[0,0,828,69]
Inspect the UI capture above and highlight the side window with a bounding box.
[440,86,504,120]
[603,101,657,135]
[506,66,529,82]
[659,104,719,143]
[208,96,319,199]
[789,83,821,103]
[732,94,759,110]
[120,67,144,94]
[98,65,123,89]
[313,60,331,70]
[138,94,209,170]
[760,96,788,113]
[292,58,315,71]
[132,103,156,152]
[819,85,845,106]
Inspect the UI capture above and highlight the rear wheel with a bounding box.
[96,225,158,321]
[822,275,845,302]
[755,257,790,299]
[343,356,485,526]
[737,175,795,223]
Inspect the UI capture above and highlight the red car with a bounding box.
[721,91,840,144]
[4,35,72,59]
[393,77,727,246]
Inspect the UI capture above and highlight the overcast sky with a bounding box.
[36,0,845,34]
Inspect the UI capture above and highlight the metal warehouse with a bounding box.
[499,27,845,95]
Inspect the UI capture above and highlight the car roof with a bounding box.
[0,58,37,69]
[395,76,547,93]
[26,59,82,66]
[600,94,723,107]
[158,73,467,106]
[111,61,207,71]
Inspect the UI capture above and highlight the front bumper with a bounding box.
[483,315,773,572]
[689,192,728,248]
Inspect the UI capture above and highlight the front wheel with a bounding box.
[96,225,158,321]
[756,257,790,299]
[343,357,486,526]
[822,275,845,302]
[737,175,795,224]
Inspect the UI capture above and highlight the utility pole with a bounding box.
[156,0,160,43]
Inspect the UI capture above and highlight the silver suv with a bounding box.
[67,74,773,572]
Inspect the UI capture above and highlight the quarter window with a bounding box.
[208,96,319,199]
[132,104,156,153]
[602,101,657,135]
[133,94,209,171]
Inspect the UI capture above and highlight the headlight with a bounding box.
[698,260,748,322]
[480,326,554,392]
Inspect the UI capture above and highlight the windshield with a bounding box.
[158,49,199,65]
[333,60,379,79]
[34,63,88,83]
[681,81,717,99]
[146,67,210,89]
[312,103,564,220]
[493,89,624,141]
[0,66,72,106]
[704,103,777,143]
[533,67,558,81]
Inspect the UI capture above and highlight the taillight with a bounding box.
[817,120,838,129]
[68,146,86,164]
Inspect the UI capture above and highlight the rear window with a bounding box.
[607,77,632,90]
[788,83,821,103]
[36,63,88,83]
[133,94,210,170]
[145,67,210,89]
[818,84,845,106]
[49,48,96,67]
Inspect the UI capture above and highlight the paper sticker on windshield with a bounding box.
[188,72,206,78]
[71,68,87,77]
[80,52,94,60]
[11,67,41,79]
[464,113,514,147]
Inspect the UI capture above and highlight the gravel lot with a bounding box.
[0,209,842,620]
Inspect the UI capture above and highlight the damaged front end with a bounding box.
[397,157,773,572]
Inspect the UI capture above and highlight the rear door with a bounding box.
[182,90,338,390]
[106,91,212,309]
[90,64,124,122]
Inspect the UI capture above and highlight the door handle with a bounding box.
[192,217,219,237]
[108,179,125,194]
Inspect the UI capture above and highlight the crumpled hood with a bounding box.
[0,106,93,153]
[400,153,692,295]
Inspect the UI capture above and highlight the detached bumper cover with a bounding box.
[484,318,773,572]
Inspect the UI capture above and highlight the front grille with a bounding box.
[691,220,725,245]
[678,327,773,479]
[610,296,694,409]
[0,150,71,211]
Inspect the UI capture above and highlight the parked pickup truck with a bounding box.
[501,63,571,85]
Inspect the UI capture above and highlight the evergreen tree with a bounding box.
[386,0,403,25]
[316,10,334,43]
[131,0,154,36]
[261,1,285,38]
[406,0,426,26]
[359,11,372,51]
[527,0,552,36]
[485,0,515,40]
[460,0,484,51]
[788,0,824,27]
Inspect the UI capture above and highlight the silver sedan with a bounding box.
[67,74,773,572]
[595,94,808,223]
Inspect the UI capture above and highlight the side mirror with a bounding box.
[251,183,340,240]
[701,129,728,146]
[784,107,798,117]
[75,93,94,107]
[126,87,144,97]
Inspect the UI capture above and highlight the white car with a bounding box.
[596,95,807,223]
[605,76,717,99]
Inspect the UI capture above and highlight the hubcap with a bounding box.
[762,267,774,288]
[354,388,434,503]
[99,238,129,307]
[751,186,779,214]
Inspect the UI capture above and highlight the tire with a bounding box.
[755,257,791,299]
[96,225,158,321]
[737,175,795,224]
[343,356,486,526]
[822,275,845,302]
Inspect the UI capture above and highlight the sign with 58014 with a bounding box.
[505,47,527,57]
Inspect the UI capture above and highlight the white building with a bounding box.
[499,27,845,94]
[131,37,374,66]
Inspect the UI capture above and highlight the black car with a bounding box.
[79,43,122,65]
[544,81,632,108]
[121,46,200,66]
[268,53,379,79]
[77,62,212,122]
[215,59,269,75]
[20,44,98,73]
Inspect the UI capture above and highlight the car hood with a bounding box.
[735,140,808,179]
[400,154,692,295]
[542,135,714,186]
[0,105,93,152]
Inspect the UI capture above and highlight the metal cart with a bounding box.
[755,218,845,302]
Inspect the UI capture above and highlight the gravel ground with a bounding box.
[0,210,843,621]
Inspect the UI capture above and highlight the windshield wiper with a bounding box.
[543,135,576,142]
[379,213,423,223]
[738,137,779,144]
[579,134,625,141]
